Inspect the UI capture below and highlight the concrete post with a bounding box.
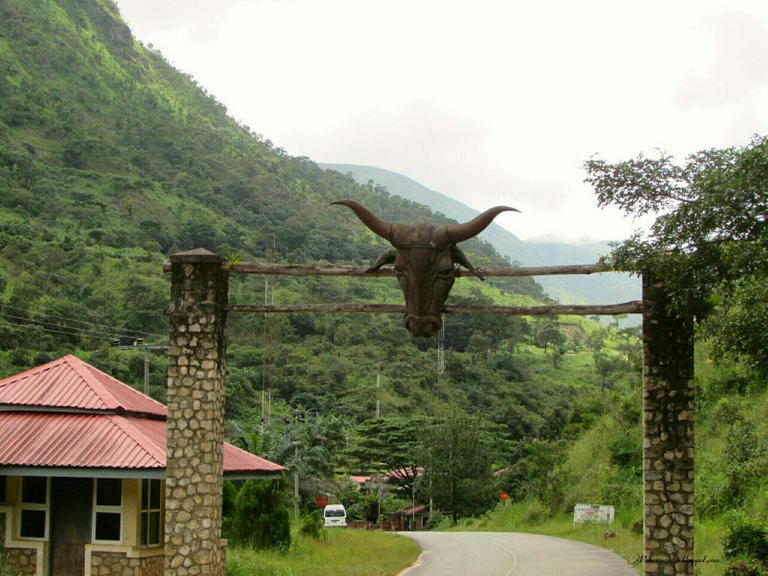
[165,249,228,576]
[642,273,695,575]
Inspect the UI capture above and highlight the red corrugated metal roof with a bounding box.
[0,356,285,476]
[0,355,166,416]
[0,412,284,474]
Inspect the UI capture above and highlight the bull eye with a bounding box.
[437,267,454,279]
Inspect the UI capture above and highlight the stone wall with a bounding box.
[91,551,163,576]
[165,249,229,576]
[642,274,695,576]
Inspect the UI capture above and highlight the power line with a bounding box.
[0,317,163,344]
[0,300,165,339]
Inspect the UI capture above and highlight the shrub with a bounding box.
[723,518,768,561]
[299,510,327,541]
[231,475,291,551]
[520,499,551,524]
[722,560,768,576]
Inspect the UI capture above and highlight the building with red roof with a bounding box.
[0,355,284,576]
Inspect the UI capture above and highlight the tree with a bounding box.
[419,412,500,522]
[531,316,566,366]
[230,475,291,550]
[585,135,768,374]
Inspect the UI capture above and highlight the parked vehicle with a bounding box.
[323,504,347,527]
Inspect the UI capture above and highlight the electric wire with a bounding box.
[0,300,165,339]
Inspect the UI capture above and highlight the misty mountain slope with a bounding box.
[321,163,641,307]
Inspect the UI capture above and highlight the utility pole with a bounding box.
[113,340,168,396]
[375,367,381,418]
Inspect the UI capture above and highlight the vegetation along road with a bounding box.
[398,532,637,575]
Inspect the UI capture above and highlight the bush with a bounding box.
[722,560,768,576]
[520,499,552,524]
[299,510,327,541]
[723,518,768,561]
[231,475,291,551]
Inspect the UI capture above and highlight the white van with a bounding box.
[323,504,347,527]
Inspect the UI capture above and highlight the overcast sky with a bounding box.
[116,0,768,242]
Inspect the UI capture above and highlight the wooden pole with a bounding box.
[164,261,612,278]
[226,301,643,316]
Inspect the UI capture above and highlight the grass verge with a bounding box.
[451,500,644,574]
[227,528,421,576]
[450,500,732,576]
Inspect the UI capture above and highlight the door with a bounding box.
[49,477,92,576]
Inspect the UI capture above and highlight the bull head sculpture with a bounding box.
[332,200,519,337]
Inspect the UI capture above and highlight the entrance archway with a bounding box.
[163,249,694,576]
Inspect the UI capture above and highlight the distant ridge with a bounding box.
[321,163,641,308]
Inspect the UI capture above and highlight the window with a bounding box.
[93,479,122,542]
[0,475,6,503]
[20,477,48,539]
[140,479,162,547]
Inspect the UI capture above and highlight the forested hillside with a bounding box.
[0,0,590,454]
[0,0,542,370]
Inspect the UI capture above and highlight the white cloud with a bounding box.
[116,0,768,241]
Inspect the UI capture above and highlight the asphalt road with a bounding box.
[398,531,638,576]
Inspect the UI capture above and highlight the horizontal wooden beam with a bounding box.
[228,262,612,277]
[161,260,614,277]
[227,301,643,316]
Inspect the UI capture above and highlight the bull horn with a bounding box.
[445,206,519,244]
[332,200,392,241]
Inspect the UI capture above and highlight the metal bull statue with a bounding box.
[332,200,519,337]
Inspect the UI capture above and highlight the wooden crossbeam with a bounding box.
[164,261,614,277]
[227,301,643,316]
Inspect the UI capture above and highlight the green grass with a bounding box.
[226,529,421,576]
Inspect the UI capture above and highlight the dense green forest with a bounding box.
[1,4,767,570]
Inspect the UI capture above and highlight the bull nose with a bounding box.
[405,316,442,338]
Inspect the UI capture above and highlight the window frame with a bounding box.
[92,478,123,544]
[18,476,49,541]
[140,478,163,548]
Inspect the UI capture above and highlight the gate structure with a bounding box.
[163,249,694,576]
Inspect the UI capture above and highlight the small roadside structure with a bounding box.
[0,355,284,576]
[391,504,430,531]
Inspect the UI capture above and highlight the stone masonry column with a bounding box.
[165,249,228,576]
[642,273,695,576]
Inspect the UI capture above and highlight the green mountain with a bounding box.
[0,0,575,424]
[321,164,641,307]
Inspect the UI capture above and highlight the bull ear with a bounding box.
[368,248,398,272]
[451,246,485,281]
[445,206,519,244]
[332,200,392,241]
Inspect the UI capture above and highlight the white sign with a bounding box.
[573,503,615,525]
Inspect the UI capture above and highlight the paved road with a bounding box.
[398,531,638,576]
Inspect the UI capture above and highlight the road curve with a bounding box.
[397,531,638,576]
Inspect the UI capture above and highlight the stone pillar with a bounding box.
[165,249,228,576]
[642,273,695,575]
